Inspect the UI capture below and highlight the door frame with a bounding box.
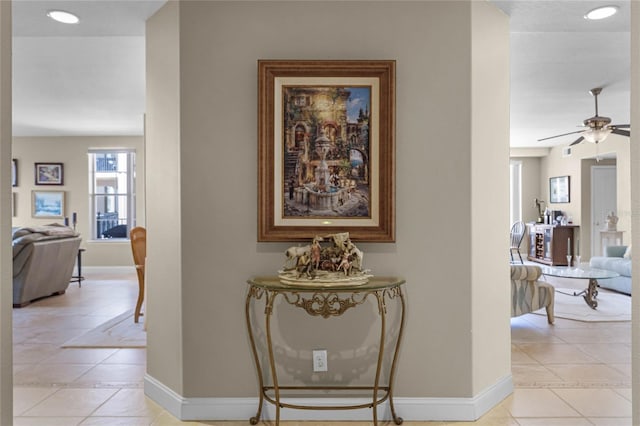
[590,164,617,257]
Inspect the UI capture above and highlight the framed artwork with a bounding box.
[35,162,64,185]
[32,190,65,218]
[549,175,570,203]
[12,159,17,187]
[258,60,396,242]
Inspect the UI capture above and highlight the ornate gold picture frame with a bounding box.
[258,60,395,242]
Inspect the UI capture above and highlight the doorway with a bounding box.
[591,165,617,257]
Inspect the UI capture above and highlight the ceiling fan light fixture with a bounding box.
[582,128,612,143]
[584,5,618,20]
[46,10,80,24]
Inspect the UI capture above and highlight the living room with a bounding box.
[2,1,640,425]
[511,138,631,264]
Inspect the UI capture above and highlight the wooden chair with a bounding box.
[510,221,526,264]
[130,226,146,323]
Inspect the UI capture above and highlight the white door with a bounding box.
[591,165,617,256]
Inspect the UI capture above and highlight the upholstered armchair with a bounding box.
[12,225,81,307]
[511,264,555,324]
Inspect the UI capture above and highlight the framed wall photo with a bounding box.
[549,175,570,203]
[35,162,64,185]
[32,190,65,218]
[258,59,396,242]
[12,159,17,187]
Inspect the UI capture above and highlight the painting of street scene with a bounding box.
[283,85,371,218]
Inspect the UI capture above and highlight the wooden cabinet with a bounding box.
[527,224,579,266]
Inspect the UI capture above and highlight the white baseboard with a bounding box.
[144,374,513,421]
[82,265,135,275]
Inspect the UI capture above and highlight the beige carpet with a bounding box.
[62,310,146,348]
[534,288,631,322]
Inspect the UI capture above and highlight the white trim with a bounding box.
[88,147,136,153]
[590,164,617,257]
[144,373,513,421]
[83,265,135,275]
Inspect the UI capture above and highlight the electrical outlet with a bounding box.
[312,350,328,372]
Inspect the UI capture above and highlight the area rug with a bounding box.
[534,288,631,322]
[61,310,146,348]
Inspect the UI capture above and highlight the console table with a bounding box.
[527,224,579,266]
[245,276,406,425]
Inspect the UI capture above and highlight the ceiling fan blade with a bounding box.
[538,130,585,142]
[609,124,630,129]
[569,136,584,146]
[611,128,630,137]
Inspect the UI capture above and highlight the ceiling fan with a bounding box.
[538,87,631,146]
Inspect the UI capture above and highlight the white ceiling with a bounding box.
[12,0,166,137]
[491,0,631,148]
[11,1,631,148]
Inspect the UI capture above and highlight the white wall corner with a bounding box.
[144,373,513,422]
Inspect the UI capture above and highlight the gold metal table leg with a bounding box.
[388,288,406,425]
[264,291,281,425]
[372,290,385,425]
[245,287,264,424]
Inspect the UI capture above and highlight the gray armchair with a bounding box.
[12,225,81,307]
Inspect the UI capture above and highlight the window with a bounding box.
[510,160,522,225]
[88,149,136,240]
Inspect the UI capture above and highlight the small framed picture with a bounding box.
[549,175,570,203]
[12,159,17,187]
[35,162,64,185]
[32,190,65,218]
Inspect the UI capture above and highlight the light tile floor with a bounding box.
[12,271,632,425]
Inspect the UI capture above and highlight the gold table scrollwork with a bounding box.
[245,276,406,425]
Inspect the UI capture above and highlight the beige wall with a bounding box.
[630,3,639,423]
[470,0,511,395]
[512,156,541,256]
[12,136,145,266]
[145,0,183,395]
[514,156,542,224]
[146,0,510,411]
[0,1,12,423]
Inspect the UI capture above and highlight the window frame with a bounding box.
[510,160,522,225]
[88,149,137,241]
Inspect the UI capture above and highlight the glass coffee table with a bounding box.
[540,265,620,309]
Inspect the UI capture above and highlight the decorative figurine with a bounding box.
[280,232,371,286]
[606,211,618,231]
[534,198,545,223]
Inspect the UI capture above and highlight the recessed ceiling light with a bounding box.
[46,10,80,24]
[584,5,618,20]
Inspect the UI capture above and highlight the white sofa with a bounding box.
[589,245,631,295]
